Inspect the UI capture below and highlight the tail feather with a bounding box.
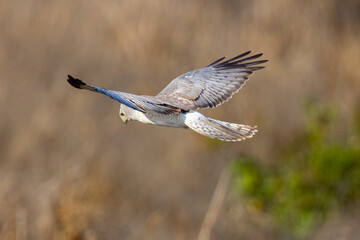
[183,111,257,142]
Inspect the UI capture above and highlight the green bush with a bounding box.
[232,102,360,238]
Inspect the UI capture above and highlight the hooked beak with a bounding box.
[120,116,128,124]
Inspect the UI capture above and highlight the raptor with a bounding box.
[67,51,267,141]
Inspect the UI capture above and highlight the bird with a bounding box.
[67,51,267,141]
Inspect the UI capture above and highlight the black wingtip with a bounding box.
[211,51,266,67]
[67,75,87,89]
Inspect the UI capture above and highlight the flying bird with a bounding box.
[67,51,267,141]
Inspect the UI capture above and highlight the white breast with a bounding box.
[143,111,187,128]
[122,105,187,128]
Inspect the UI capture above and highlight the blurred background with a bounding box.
[1,0,359,239]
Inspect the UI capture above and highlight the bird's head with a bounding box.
[119,104,129,123]
[119,104,137,123]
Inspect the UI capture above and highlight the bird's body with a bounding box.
[68,51,267,141]
[120,104,187,128]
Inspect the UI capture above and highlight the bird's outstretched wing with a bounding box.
[67,75,180,114]
[157,51,267,110]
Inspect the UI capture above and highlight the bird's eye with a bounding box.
[120,112,125,116]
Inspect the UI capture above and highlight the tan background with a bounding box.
[0,0,359,239]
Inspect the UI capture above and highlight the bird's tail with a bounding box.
[183,111,257,142]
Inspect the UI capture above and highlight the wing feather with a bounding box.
[157,51,267,110]
[68,51,267,114]
[67,75,180,114]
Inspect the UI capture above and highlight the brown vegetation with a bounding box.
[0,0,359,239]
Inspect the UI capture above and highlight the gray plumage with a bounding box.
[67,51,267,141]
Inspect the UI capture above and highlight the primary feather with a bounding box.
[157,51,267,110]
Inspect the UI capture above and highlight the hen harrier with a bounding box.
[67,51,267,141]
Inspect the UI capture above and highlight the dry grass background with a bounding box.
[0,0,359,239]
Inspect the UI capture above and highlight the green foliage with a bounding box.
[232,102,360,238]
